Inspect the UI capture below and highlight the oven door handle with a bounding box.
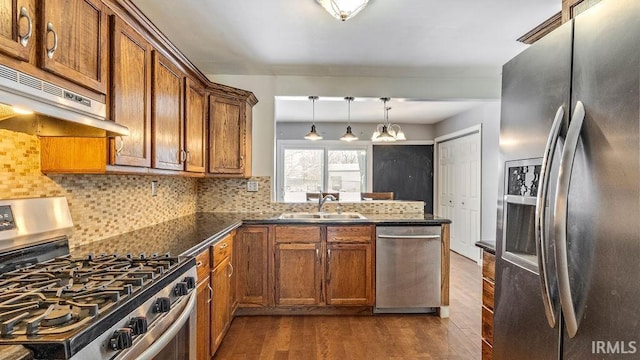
[137,291,197,360]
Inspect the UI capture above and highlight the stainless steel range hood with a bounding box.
[0,64,129,137]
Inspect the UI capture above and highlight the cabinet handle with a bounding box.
[316,248,320,260]
[46,22,58,59]
[228,262,234,278]
[186,150,191,162]
[207,284,213,303]
[219,243,228,250]
[327,249,331,261]
[179,150,187,163]
[19,7,32,47]
[196,261,203,267]
[239,155,244,168]
[115,136,124,156]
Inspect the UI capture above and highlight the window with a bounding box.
[277,141,369,202]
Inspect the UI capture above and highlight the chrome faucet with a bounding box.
[318,193,336,213]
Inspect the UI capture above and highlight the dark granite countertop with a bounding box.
[475,241,496,254]
[70,212,451,258]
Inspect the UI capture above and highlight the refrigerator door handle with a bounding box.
[554,100,586,338]
[535,105,564,328]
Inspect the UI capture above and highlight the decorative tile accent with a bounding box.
[197,176,424,214]
[0,130,197,248]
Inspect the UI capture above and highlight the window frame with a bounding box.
[275,140,373,202]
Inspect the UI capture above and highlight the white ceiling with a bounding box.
[130,0,560,123]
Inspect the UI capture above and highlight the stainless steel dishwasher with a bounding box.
[374,226,441,313]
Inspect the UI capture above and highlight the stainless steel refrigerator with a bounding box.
[494,0,640,358]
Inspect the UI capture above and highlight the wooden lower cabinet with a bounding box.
[326,243,373,305]
[236,226,270,307]
[275,242,322,306]
[196,278,211,360]
[211,256,231,353]
[481,250,495,360]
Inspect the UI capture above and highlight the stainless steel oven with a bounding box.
[0,197,198,360]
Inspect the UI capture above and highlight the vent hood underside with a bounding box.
[0,64,129,137]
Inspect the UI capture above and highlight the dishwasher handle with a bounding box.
[377,234,441,239]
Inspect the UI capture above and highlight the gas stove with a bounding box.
[0,198,197,360]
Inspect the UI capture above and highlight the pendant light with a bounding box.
[340,96,358,142]
[304,96,323,140]
[316,0,369,22]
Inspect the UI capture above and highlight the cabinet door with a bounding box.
[236,226,269,307]
[208,95,246,175]
[152,51,184,171]
[0,0,34,61]
[184,78,206,173]
[275,243,322,306]
[109,16,152,168]
[326,243,373,305]
[196,278,211,360]
[211,257,231,353]
[40,0,107,93]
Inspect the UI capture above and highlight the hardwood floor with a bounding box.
[214,252,482,360]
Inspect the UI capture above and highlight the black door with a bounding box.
[372,145,433,213]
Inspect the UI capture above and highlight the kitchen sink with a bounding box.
[278,212,367,220]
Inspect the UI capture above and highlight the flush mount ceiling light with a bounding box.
[371,97,406,142]
[316,0,369,21]
[304,96,323,140]
[340,97,358,142]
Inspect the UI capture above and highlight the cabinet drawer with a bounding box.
[482,252,496,282]
[195,248,211,281]
[275,226,321,243]
[482,305,494,344]
[482,278,495,311]
[213,233,234,268]
[327,225,372,243]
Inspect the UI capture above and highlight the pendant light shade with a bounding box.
[340,97,358,142]
[304,96,323,140]
[316,0,369,21]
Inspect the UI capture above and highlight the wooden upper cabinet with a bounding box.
[0,0,34,61]
[152,51,185,171]
[184,78,206,173]
[208,94,251,177]
[109,16,152,168]
[40,0,107,93]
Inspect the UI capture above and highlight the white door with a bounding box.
[438,132,481,262]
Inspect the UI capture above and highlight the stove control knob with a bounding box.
[128,316,148,335]
[109,328,133,351]
[153,297,171,313]
[183,276,196,290]
[174,282,189,296]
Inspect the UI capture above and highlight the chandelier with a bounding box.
[316,0,369,21]
[371,98,406,142]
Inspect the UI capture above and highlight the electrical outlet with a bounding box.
[151,181,158,196]
[246,181,259,192]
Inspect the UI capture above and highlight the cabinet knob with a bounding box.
[18,7,32,47]
[46,22,58,59]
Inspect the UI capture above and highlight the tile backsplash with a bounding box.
[0,130,197,248]
[197,176,424,214]
[1,129,423,249]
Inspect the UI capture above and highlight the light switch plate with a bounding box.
[247,181,259,192]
